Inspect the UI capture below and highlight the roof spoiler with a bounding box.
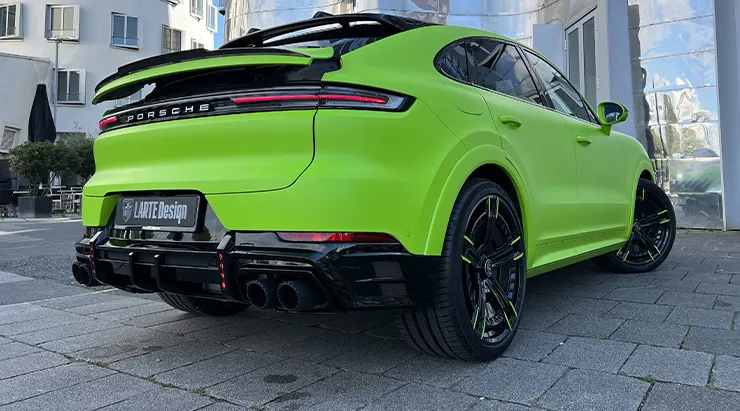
[220,12,435,49]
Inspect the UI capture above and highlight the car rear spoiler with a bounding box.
[92,47,334,105]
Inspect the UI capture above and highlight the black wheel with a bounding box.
[158,292,248,316]
[396,179,526,361]
[593,178,676,273]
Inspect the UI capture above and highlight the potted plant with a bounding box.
[9,141,65,218]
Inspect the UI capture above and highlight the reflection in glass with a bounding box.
[583,17,597,108]
[631,51,716,93]
[567,28,581,94]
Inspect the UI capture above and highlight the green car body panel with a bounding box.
[82,20,653,280]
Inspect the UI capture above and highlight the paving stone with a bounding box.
[267,370,403,411]
[610,320,689,348]
[0,311,87,336]
[543,337,636,373]
[557,297,619,316]
[732,274,740,284]
[0,372,159,411]
[605,302,674,322]
[711,355,740,392]
[64,297,156,315]
[604,287,665,304]
[599,276,655,288]
[470,400,548,411]
[556,283,617,299]
[501,329,566,361]
[109,340,236,377]
[12,319,122,345]
[716,263,740,275]
[268,330,378,364]
[0,304,64,325]
[696,281,740,297]
[648,278,701,292]
[684,272,732,284]
[89,302,175,321]
[150,315,243,335]
[642,382,740,411]
[656,291,717,308]
[0,271,32,284]
[0,363,114,406]
[636,269,688,281]
[318,311,396,333]
[714,295,740,311]
[116,309,196,328]
[363,321,401,340]
[205,359,338,406]
[0,337,10,345]
[524,294,570,311]
[272,313,341,327]
[363,383,478,411]
[0,342,42,361]
[536,369,649,411]
[32,292,133,310]
[620,345,712,386]
[383,353,486,388]
[154,350,280,390]
[322,339,419,374]
[225,324,328,353]
[546,314,624,338]
[197,403,247,411]
[518,309,569,331]
[455,357,567,405]
[97,387,212,411]
[0,280,86,306]
[683,326,740,356]
[184,317,282,343]
[665,306,734,329]
[0,351,69,380]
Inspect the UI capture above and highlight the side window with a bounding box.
[435,41,469,83]
[522,49,594,123]
[469,39,542,105]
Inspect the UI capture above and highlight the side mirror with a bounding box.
[598,102,628,134]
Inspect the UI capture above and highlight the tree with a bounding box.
[62,135,95,182]
[9,141,66,196]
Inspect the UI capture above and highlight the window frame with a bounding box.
[162,25,182,54]
[110,12,139,50]
[190,0,204,19]
[191,38,204,49]
[56,68,86,105]
[46,4,80,41]
[206,3,217,32]
[433,39,470,83]
[0,2,22,39]
[519,46,601,126]
[1,125,20,152]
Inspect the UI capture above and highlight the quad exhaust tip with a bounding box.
[277,280,324,312]
[72,261,99,287]
[245,279,279,309]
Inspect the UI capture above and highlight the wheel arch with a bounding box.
[423,145,533,259]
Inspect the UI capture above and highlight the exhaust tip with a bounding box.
[246,279,278,309]
[73,262,100,287]
[277,280,324,312]
[72,262,82,283]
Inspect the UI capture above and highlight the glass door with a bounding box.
[566,10,597,108]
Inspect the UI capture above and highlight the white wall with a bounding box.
[0,52,50,158]
[0,0,215,138]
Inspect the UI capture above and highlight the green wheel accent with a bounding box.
[513,252,523,261]
[508,300,519,318]
[511,236,521,246]
[473,307,480,328]
[503,312,512,330]
[653,244,661,254]
[648,250,654,261]
[658,209,668,215]
[642,188,645,201]
[660,218,670,224]
[495,197,500,219]
[462,256,473,264]
[622,251,630,261]
[464,236,475,246]
[481,319,486,338]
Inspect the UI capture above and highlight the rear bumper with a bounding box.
[75,229,440,312]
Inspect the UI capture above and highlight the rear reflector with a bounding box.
[99,117,117,129]
[276,232,398,243]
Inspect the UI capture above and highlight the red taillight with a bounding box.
[230,86,406,111]
[98,116,117,130]
[276,232,398,243]
[232,95,318,104]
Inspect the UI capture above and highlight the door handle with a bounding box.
[576,135,592,145]
[499,115,522,128]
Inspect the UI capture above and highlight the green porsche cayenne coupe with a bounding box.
[74,12,676,361]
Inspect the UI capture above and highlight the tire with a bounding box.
[396,178,526,361]
[158,292,248,316]
[593,178,676,273]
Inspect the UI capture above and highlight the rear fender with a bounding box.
[423,145,533,264]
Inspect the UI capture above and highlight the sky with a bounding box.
[214,14,225,48]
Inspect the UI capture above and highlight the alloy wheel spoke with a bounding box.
[484,244,521,272]
[638,209,668,227]
[484,196,502,247]
[462,245,481,267]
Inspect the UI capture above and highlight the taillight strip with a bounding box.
[99,117,117,129]
[231,94,388,105]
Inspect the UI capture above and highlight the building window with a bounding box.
[1,126,19,151]
[162,25,182,53]
[114,89,142,107]
[111,13,138,49]
[190,0,204,19]
[0,3,22,39]
[46,4,79,41]
[206,4,217,32]
[57,69,85,105]
[191,38,204,49]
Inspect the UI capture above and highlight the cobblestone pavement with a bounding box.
[0,230,739,410]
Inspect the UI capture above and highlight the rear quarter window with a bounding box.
[435,41,469,83]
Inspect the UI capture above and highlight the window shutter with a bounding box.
[77,69,86,104]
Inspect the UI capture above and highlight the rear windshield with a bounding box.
[258,22,385,55]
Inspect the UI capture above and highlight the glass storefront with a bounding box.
[223,0,722,229]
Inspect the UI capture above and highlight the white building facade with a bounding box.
[0,0,218,144]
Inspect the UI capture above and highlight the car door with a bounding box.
[467,38,582,269]
[521,49,632,253]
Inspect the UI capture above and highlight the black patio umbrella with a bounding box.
[27,83,56,143]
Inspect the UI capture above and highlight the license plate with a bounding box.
[114,195,200,231]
